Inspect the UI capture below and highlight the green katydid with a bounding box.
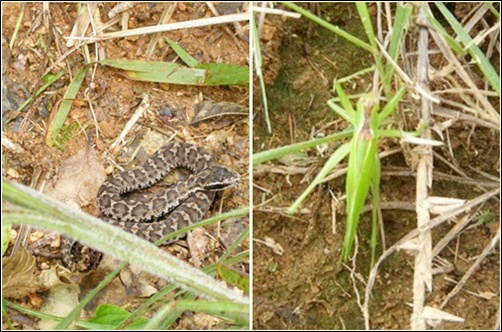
[286,83,418,267]
[329,84,407,265]
[341,93,381,264]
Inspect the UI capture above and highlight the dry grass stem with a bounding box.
[363,188,499,328]
[206,2,247,51]
[428,26,499,126]
[253,165,313,176]
[65,13,250,42]
[410,8,435,329]
[440,226,500,309]
[253,207,311,221]
[431,106,499,131]
[145,3,177,59]
[252,6,301,18]
[110,94,151,153]
[66,3,99,47]
[375,39,440,104]
[108,2,135,19]
[432,215,470,258]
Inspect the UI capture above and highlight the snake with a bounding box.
[61,142,241,270]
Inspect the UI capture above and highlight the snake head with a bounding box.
[199,165,241,191]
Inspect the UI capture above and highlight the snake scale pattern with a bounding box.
[62,142,241,270]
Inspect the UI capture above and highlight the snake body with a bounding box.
[62,142,240,270]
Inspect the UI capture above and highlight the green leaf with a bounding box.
[12,71,65,118]
[176,300,249,327]
[282,2,375,54]
[99,59,248,86]
[195,63,249,86]
[217,264,249,294]
[100,58,205,84]
[382,3,413,90]
[165,37,198,67]
[45,67,87,149]
[253,130,353,166]
[82,304,148,330]
[288,142,351,215]
[356,3,376,49]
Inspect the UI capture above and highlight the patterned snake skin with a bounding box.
[62,142,240,270]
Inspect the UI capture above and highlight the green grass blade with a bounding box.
[195,63,249,86]
[175,300,249,326]
[217,263,249,295]
[331,82,356,122]
[143,303,177,329]
[282,2,376,54]
[165,37,199,67]
[56,262,127,329]
[328,99,355,124]
[424,7,466,55]
[253,130,353,166]
[9,3,25,49]
[116,251,249,329]
[288,142,351,215]
[45,67,87,148]
[354,2,386,92]
[377,86,406,123]
[2,296,14,330]
[218,226,249,262]
[158,293,196,329]
[486,3,500,17]
[117,60,205,84]
[14,71,66,115]
[378,128,420,138]
[434,2,500,94]
[355,2,377,49]
[382,3,413,90]
[99,59,248,86]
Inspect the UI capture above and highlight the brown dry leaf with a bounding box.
[37,265,67,290]
[120,264,158,298]
[187,228,211,268]
[177,312,221,329]
[44,146,106,208]
[2,248,40,299]
[66,3,100,47]
[75,256,159,309]
[38,284,80,330]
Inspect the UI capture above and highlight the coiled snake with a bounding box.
[62,142,241,270]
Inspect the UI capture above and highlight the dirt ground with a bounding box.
[2,2,248,329]
[253,3,499,330]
